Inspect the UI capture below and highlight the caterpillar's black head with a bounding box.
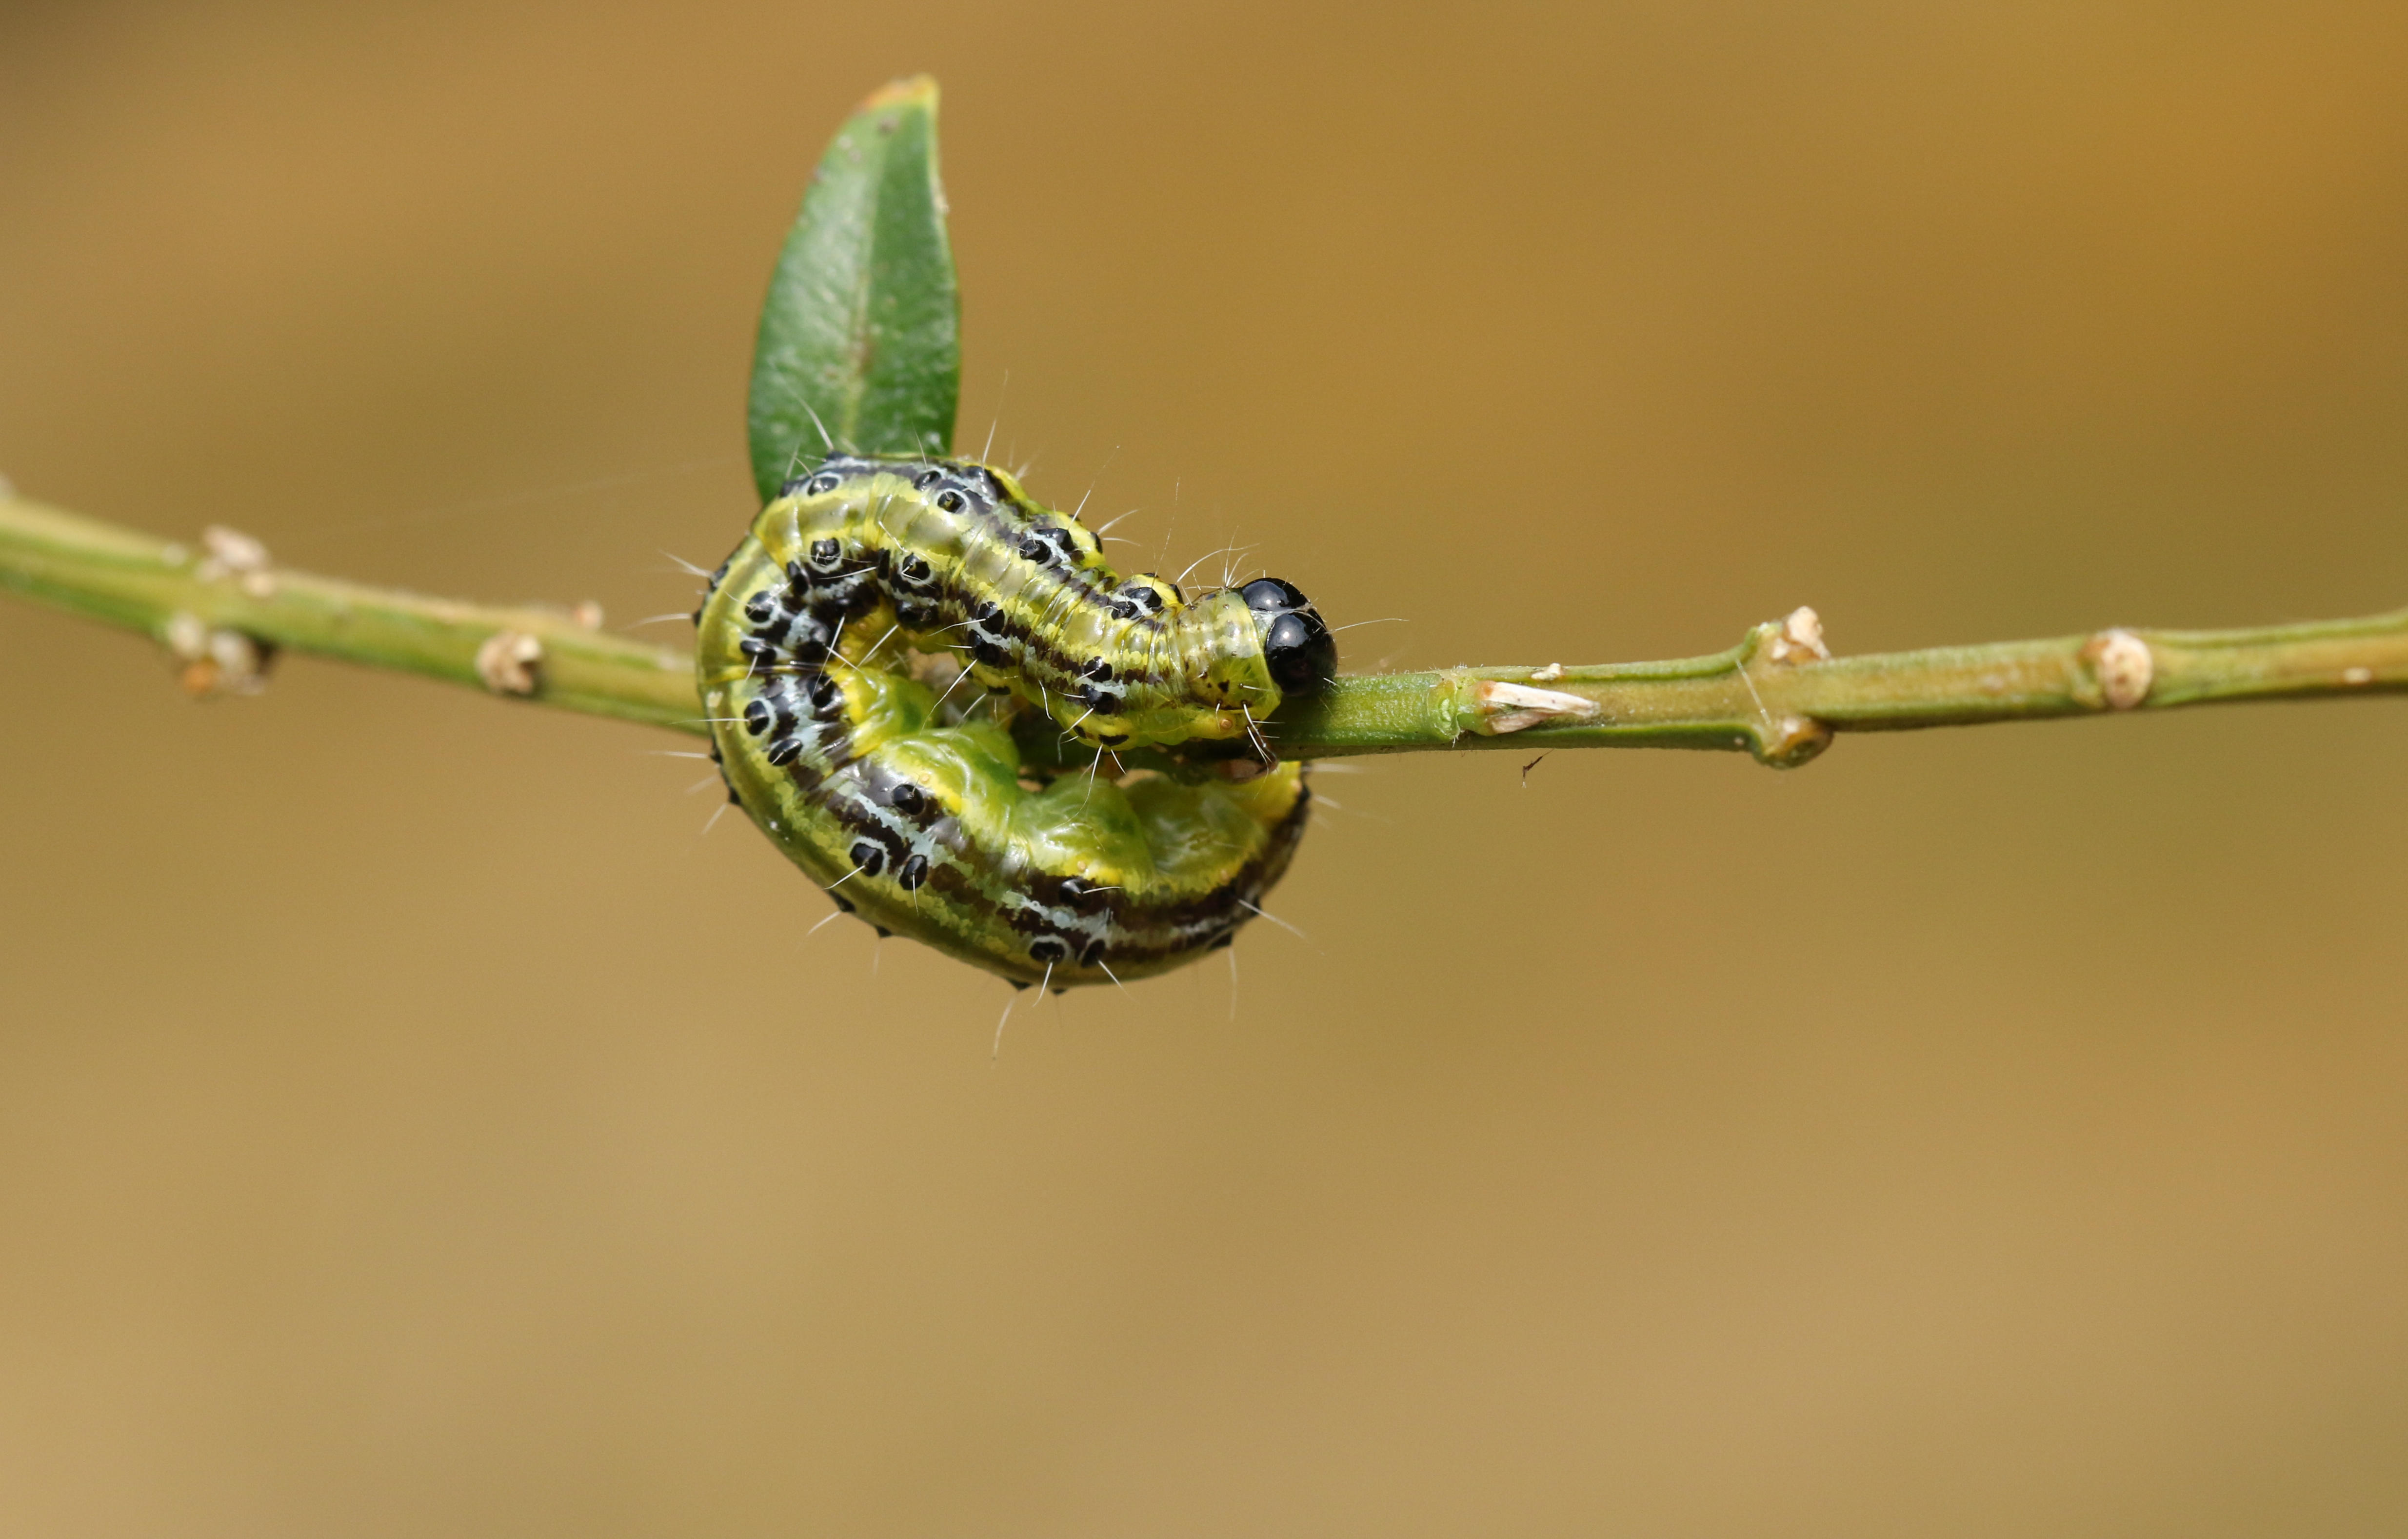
[1240,577,1337,695]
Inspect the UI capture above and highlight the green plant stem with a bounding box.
[0,492,697,731]
[4,490,2403,768]
[1259,610,2408,766]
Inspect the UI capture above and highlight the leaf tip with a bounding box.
[862,75,939,117]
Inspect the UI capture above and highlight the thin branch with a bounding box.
[3,491,2400,769]
[1254,604,2408,766]
[0,491,697,732]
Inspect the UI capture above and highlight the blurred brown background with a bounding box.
[4,2,2407,1534]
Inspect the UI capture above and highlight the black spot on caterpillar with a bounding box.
[695,455,1337,988]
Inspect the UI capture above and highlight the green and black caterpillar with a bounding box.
[694,454,1337,990]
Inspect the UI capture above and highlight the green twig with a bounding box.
[1258,603,2408,766]
[0,491,696,732]
[4,489,2401,768]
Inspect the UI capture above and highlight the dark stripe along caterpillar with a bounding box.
[695,454,1337,990]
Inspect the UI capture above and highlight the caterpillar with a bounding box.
[694,454,1337,990]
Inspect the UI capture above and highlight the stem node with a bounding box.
[1472,679,1605,735]
[476,631,546,697]
[2082,628,2156,711]
[1753,714,1833,768]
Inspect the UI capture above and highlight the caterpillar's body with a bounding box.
[696,455,1335,989]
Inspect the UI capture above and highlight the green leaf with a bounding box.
[747,76,959,503]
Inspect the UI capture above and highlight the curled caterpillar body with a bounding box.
[753,455,1333,749]
[696,455,1334,988]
